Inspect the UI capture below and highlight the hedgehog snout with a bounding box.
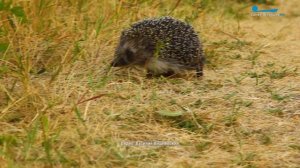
[110,57,125,67]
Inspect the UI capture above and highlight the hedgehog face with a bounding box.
[111,39,153,67]
[111,45,136,67]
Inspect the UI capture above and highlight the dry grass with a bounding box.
[0,0,299,167]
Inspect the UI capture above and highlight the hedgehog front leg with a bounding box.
[160,70,175,77]
[146,70,155,78]
[146,70,175,78]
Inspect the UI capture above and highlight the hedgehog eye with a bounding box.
[124,49,135,63]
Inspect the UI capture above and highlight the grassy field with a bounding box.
[1,0,300,167]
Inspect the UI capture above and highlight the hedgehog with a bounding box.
[111,16,205,77]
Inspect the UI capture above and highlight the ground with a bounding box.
[0,0,299,167]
